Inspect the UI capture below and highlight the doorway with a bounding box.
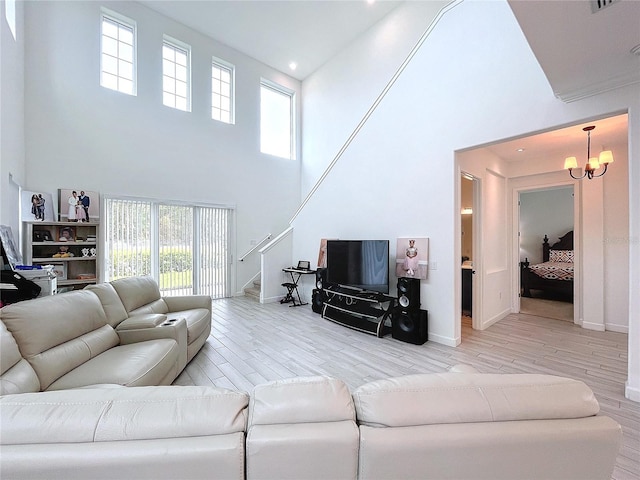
[460,172,480,332]
[517,186,575,322]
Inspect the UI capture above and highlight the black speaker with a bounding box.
[391,309,428,345]
[312,288,325,314]
[397,277,420,311]
[315,268,327,291]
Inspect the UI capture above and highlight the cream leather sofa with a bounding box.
[0,368,622,480]
[0,276,211,394]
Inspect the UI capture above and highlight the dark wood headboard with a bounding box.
[543,231,573,262]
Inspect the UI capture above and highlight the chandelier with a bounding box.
[564,125,614,180]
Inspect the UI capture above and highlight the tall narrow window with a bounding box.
[104,197,231,298]
[101,11,136,95]
[260,80,295,159]
[162,37,191,112]
[211,58,234,124]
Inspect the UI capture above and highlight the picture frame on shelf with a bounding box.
[48,262,67,280]
[58,189,99,222]
[20,190,56,222]
[58,226,76,242]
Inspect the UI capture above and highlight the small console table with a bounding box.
[322,286,396,337]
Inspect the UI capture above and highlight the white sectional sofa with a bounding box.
[0,279,623,479]
[0,276,211,394]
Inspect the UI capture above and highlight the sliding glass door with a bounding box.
[104,197,232,298]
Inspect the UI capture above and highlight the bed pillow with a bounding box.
[549,249,574,263]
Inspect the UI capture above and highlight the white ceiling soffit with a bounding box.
[508,0,640,102]
[138,0,404,81]
[484,113,628,164]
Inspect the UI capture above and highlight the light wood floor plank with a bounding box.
[174,297,639,480]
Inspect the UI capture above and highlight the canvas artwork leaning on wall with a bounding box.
[58,189,99,222]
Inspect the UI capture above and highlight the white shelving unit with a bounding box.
[23,221,100,290]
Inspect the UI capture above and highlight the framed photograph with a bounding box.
[58,189,99,222]
[395,237,429,280]
[48,262,67,280]
[57,226,76,242]
[20,190,56,222]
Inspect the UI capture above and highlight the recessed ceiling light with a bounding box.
[516,148,525,152]
[289,62,297,71]
[367,0,375,4]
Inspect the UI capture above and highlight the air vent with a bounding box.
[591,0,620,13]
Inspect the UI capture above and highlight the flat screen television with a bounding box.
[326,240,389,294]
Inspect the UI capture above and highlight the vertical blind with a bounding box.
[104,197,231,298]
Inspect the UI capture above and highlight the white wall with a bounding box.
[294,0,639,400]
[0,0,25,239]
[519,187,573,264]
[21,0,302,293]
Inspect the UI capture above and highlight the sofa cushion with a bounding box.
[84,283,129,327]
[0,321,39,395]
[111,276,167,313]
[1,291,119,390]
[0,385,249,444]
[352,373,600,427]
[47,339,180,390]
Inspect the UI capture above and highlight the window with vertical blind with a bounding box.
[101,10,136,95]
[104,197,232,298]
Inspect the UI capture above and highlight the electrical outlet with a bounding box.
[431,261,437,270]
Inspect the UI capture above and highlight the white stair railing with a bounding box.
[289,0,461,225]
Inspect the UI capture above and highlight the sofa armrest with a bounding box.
[116,318,188,372]
[116,314,167,330]
[164,295,212,314]
[0,385,249,444]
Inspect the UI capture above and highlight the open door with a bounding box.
[460,172,481,331]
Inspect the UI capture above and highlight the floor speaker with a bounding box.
[391,309,428,345]
[316,268,327,291]
[397,277,420,311]
[312,288,325,314]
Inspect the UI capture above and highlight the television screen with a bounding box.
[326,240,389,293]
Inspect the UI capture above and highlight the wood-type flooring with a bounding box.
[173,297,639,480]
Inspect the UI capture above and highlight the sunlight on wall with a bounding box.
[5,0,16,40]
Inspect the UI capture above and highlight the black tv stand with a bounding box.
[321,285,396,337]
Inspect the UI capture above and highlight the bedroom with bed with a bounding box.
[518,187,574,321]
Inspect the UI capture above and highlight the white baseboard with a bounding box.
[482,308,511,330]
[426,332,458,347]
[261,294,282,304]
[605,323,629,334]
[625,382,640,403]
[581,321,606,332]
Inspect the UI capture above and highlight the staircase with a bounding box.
[244,277,261,301]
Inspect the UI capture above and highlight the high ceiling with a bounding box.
[139,0,403,81]
[138,0,637,161]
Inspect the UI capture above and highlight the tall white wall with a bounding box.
[295,0,639,400]
[0,0,25,239]
[21,0,301,293]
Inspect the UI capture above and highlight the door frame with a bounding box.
[511,181,580,325]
